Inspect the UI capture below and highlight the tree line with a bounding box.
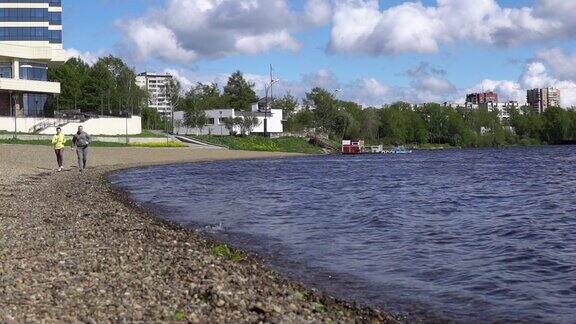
[50,58,576,146]
[48,55,149,116]
[283,88,576,147]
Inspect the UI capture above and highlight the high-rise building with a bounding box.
[0,0,65,117]
[527,88,561,113]
[465,91,499,105]
[136,72,174,116]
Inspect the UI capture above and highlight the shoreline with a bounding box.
[0,145,397,322]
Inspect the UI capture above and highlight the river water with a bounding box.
[110,147,576,323]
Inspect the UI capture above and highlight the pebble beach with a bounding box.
[0,144,396,323]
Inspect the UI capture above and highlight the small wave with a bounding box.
[202,222,225,234]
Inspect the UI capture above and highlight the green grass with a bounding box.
[211,244,246,262]
[0,139,129,147]
[129,141,186,148]
[174,311,186,321]
[194,135,324,154]
[98,130,169,138]
[0,138,186,148]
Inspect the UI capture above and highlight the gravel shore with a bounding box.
[0,145,396,323]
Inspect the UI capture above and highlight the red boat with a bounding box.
[341,140,364,154]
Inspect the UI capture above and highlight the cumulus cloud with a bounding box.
[406,63,456,102]
[464,56,576,107]
[120,20,198,63]
[462,79,525,103]
[304,0,333,26]
[118,0,330,64]
[328,0,576,56]
[536,48,576,81]
[63,48,105,65]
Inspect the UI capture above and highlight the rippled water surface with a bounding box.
[111,147,576,323]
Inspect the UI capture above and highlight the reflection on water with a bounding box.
[111,146,576,323]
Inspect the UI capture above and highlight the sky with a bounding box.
[62,0,576,107]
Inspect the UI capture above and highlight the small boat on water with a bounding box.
[342,140,413,155]
[385,146,413,154]
[341,140,364,155]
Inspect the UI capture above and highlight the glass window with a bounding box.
[19,62,48,81]
[23,93,48,117]
[0,62,12,79]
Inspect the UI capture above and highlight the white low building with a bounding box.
[174,102,283,136]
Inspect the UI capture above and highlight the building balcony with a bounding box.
[0,77,60,94]
[0,42,65,63]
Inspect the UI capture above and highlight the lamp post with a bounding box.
[219,111,223,135]
[9,92,15,139]
[264,79,280,137]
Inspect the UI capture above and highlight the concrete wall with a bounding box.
[0,116,142,135]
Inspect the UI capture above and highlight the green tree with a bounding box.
[304,87,338,134]
[542,107,569,144]
[272,92,298,118]
[358,108,381,142]
[186,82,227,110]
[95,55,147,115]
[141,107,168,130]
[48,57,89,110]
[285,108,315,132]
[223,71,258,111]
[84,60,114,114]
[239,113,261,135]
[223,117,243,135]
[416,103,449,144]
[183,106,209,135]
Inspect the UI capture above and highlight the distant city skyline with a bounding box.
[63,0,576,107]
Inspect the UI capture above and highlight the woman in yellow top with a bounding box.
[51,127,67,172]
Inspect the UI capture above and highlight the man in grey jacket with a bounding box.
[72,126,91,172]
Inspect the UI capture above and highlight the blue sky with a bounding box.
[62,0,576,106]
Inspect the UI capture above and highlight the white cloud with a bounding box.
[328,0,576,56]
[121,20,198,64]
[304,0,333,26]
[536,48,576,81]
[464,56,576,107]
[117,0,330,64]
[63,48,104,65]
[462,79,525,103]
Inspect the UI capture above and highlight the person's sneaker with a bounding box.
[58,167,62,172]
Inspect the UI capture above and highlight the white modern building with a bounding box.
[0,0,65,118]
[136,72,173,116]
[174,101,283,136]
[0,1,143,136]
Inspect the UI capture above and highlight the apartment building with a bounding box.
[482,101,519,122]
[0,0,65,117]
[465,91,499,105]
[527,88,561,113]
[136,72,173,116]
